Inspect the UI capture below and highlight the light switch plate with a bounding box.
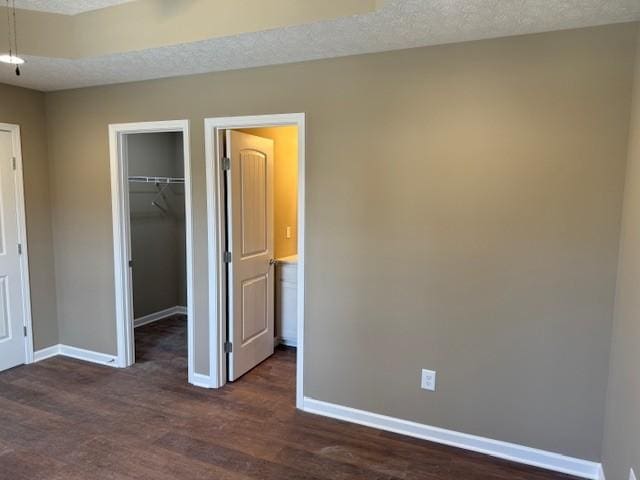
[286,226,292,239]
[421,369,436,391]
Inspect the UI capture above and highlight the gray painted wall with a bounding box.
[602,26,640,480]
[127,132,186,318]
[0,83,58,350]
[43,23,637,461]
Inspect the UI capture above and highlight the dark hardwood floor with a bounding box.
[0,316,580,480]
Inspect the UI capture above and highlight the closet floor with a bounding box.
[0,317,579,480]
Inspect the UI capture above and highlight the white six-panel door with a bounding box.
[226,130,274,381]
[0,129,28,372]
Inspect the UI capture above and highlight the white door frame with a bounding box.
[204,113,306,408]
[0,123,34,364]
[108,120,197,384]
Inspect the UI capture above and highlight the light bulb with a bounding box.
[0,54,24,65]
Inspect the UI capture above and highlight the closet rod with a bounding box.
[128,176,184,184]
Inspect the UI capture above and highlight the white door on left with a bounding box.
[0,129,27,372]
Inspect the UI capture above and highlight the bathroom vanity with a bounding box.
[276,255,297,347]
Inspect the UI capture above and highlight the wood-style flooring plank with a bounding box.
[0,316,581,480]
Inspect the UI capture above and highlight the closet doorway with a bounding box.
[108,120,195,384]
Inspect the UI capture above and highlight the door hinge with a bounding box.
[222,157,230,171]
[23,326,27,337]
[224,341,233,353]
[223,251,232,263]
[17,243,22,255]
[11,157,16,171]
[128,259,134,268]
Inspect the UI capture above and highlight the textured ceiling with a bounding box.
[1,0,639,91]
[13,0,133,15]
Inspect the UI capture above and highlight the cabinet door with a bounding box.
[277,264,297,346]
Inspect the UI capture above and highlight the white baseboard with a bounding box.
[59,345,117,366]
[274,336,297,348]
[189,372,217,388]
[598,465,606,480]
[279,336,297,347]
[134,305,187,328]
[34,344,117,367]
[302,397,601,480]
[33,344,61,362]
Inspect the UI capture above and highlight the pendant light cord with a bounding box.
[5,0,20,75]
[5,0,12,60]
[11,0,17,59]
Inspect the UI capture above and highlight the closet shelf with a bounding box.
[128,176,184,184]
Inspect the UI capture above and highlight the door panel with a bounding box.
[240,150,268,256]
[241,274,268,343]
[0,130,27,372]
[226,130,274,381]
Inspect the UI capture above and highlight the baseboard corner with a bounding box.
[33,344,61,362]
[34,343,117,367]
[190,372,218,389]
[597,464,606,480]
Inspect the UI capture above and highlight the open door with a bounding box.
[0,129,28,372]
[225,130,275,381]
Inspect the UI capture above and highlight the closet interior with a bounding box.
[127,132,186,362]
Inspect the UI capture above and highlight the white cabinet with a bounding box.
[276,255,297,347]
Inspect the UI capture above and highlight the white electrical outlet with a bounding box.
[630,468,637,480]
[421,369,436,391]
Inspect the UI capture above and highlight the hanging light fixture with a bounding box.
[2,0,22,75]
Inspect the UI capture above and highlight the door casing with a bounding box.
[0,123,34,367]
[108,120,197,384]
[204,113,306,408]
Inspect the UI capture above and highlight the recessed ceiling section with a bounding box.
[1,0,378,58]
[0,0,639,91]
[13,0,134,15]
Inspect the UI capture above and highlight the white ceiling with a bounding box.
[2,0,639,91]
[13,0,133,15]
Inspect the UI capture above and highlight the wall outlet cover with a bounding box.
[421,369,436,391]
